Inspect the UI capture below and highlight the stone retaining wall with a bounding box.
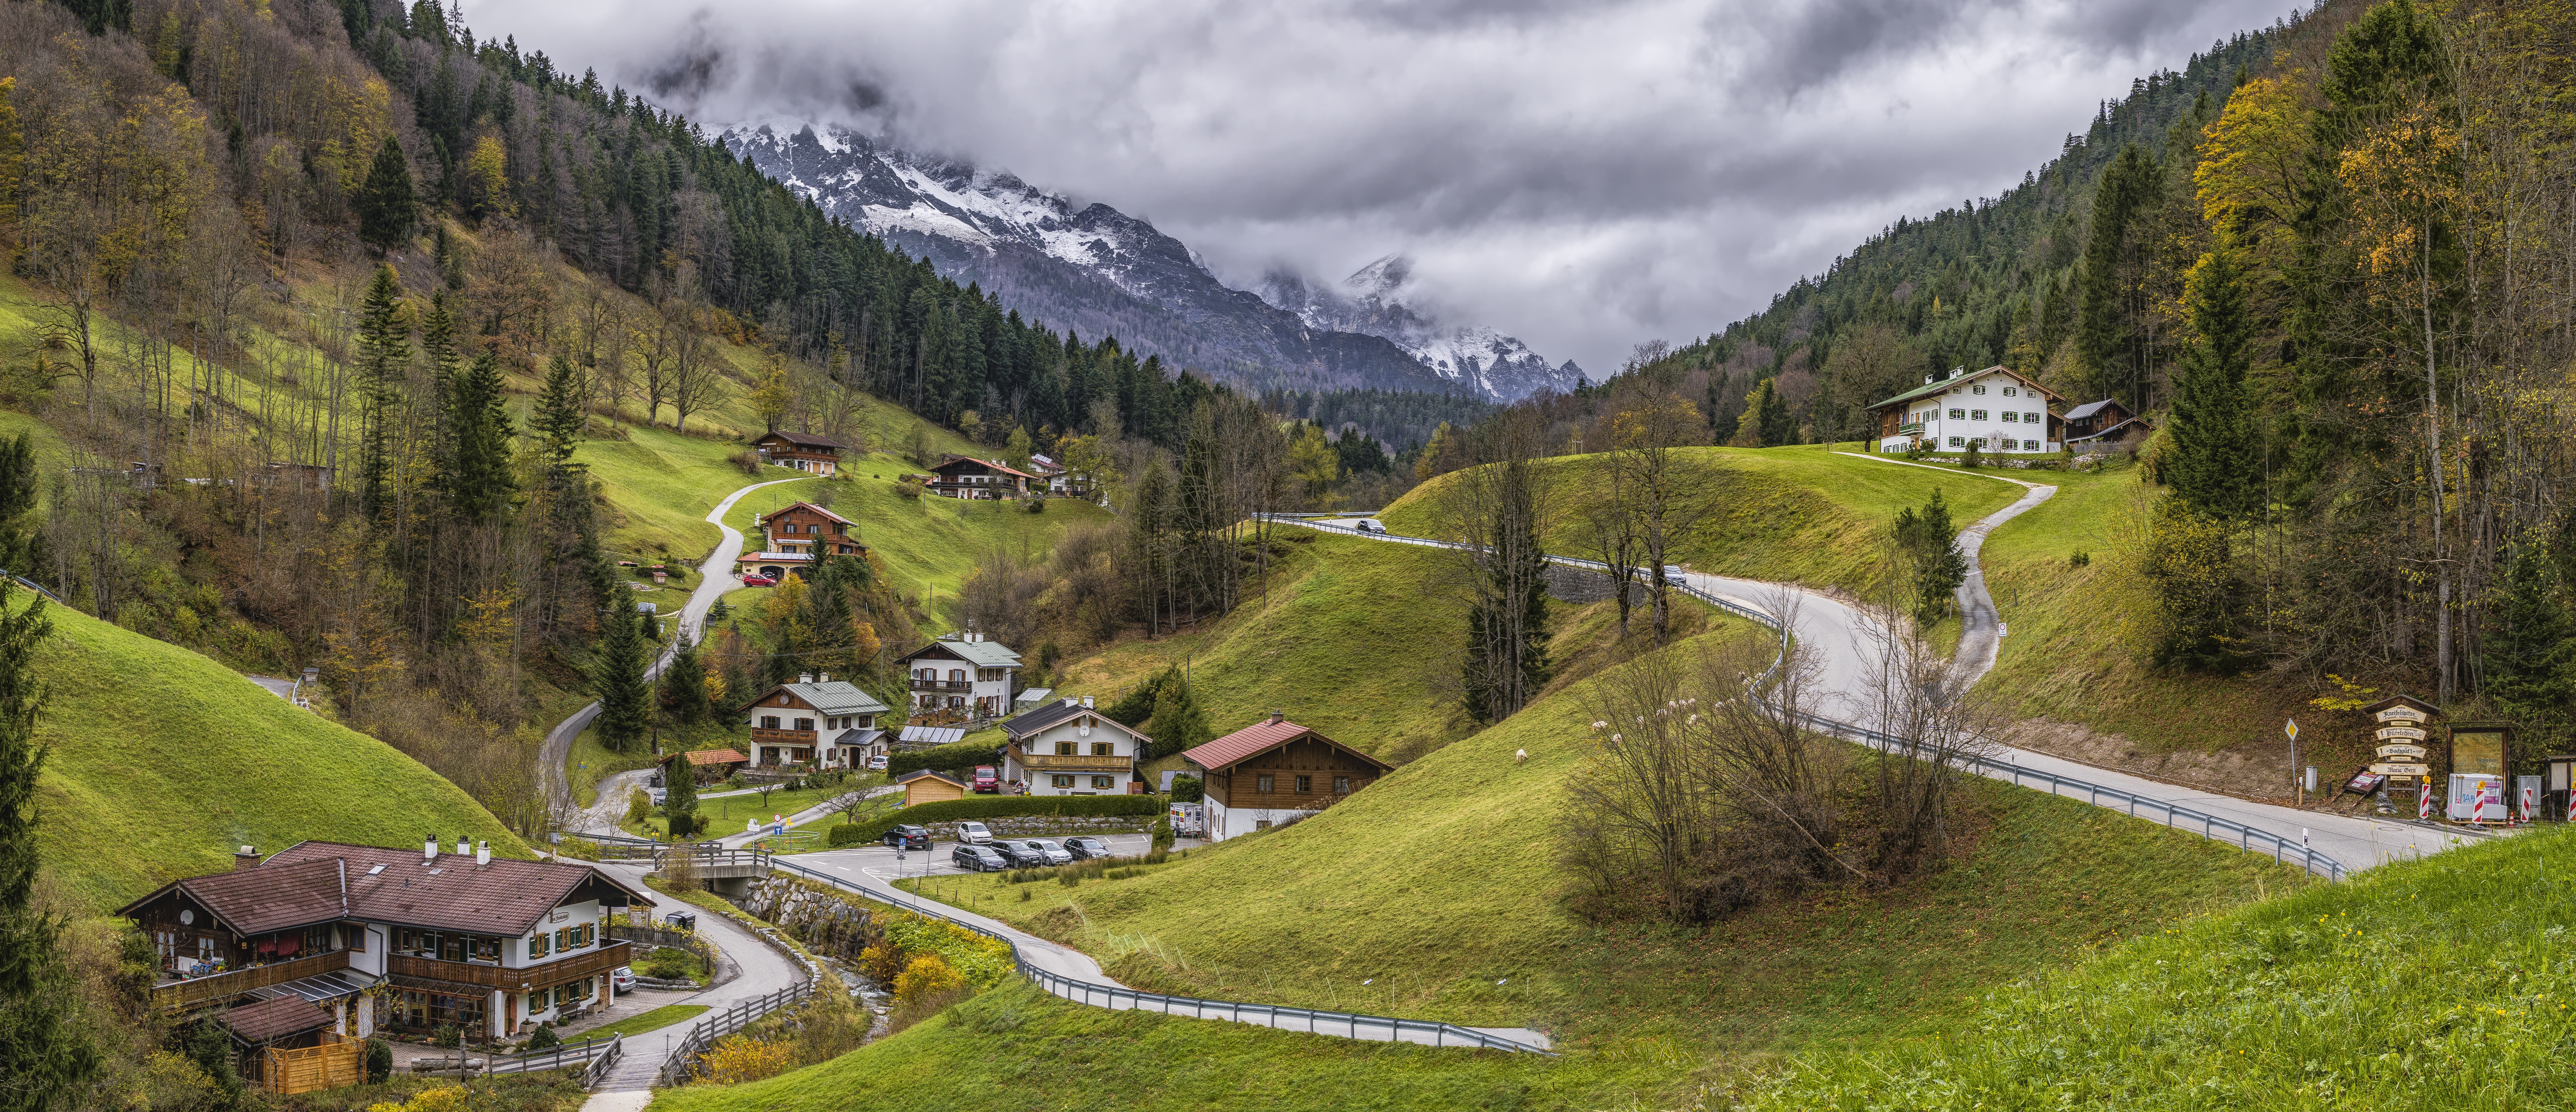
[736,875,882,964]
[923,814,1152,840]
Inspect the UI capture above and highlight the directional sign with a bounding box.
[2376,744,2429,760]
[2375,725,2428,742]
[2372,762,2432,778]
[2376,705,2430,723]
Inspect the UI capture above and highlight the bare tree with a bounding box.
[1607,393,1711,642]
[1576,458,1644,636]
[1844,555,2007,877]
[1446,406,1558,722]
[666,308,724,435]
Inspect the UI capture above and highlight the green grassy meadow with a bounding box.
[27,597,527,909]
[577,1004,709,1042]
[1379,445,2021,595]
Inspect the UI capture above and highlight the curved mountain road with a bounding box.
[1291,473,2484,874]
[543,478,808,818]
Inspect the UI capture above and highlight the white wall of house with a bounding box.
[1201,797,1304,842]
[1877,369,2060,454]
[1004,711,1137,795]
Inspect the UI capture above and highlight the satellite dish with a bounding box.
[179,909,194,925]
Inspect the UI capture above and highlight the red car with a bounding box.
[972,766,1000,793]
[740,574,777,587]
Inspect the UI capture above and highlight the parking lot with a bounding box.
[790,832,1173,885]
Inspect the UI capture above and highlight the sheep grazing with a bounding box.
[1514,748,1528,764]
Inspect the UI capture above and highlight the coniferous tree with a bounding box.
[664,748,700,839]
[354,266,409,526]
[2484,544,2575,755]
[1894,491,1968,628]
[593,600,652,752]
[1141,673,1211,760]
[2165,238,2261,519]
[533,355,614,637]
[663,636,709,726]
[445,351,516,523]
[1758,378,1798,446]
[2076,144,2161,405]
[0,434,38,575]
[356,135,416,252]
[0,584,95,1109]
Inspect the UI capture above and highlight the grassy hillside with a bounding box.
[1742,823,2576,1111]
[27,597,527,910]
[646,983,1665,1112]
[1379,446,2021,595]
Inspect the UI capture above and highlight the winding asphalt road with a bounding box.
[543,478,807,817]
[1297,466,2488,874]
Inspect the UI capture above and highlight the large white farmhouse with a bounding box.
[1866,365,2066,455]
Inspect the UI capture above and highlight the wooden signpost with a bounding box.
[2362,695,2441,812]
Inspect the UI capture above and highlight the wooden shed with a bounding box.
[896,769,969,806]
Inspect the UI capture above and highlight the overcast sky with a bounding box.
[460,0,2299,374]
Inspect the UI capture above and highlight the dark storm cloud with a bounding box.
[461,0,2297,371]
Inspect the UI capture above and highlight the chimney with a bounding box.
[1268,710,1285,725]
[799,672,814,684]
[1081,696,1094,709]
[455,837,470,856]
[234,845,259,872]
[1063,697,1077,707]
[475,841,491,867]
[424,836,438,862]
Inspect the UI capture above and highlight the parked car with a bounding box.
[972,766,1001,793]
[611,967,636,995]
[1011,838,1075,867]
[663,912,696,931]
[865,753,889,771]
[956,821,995,844]
[1061,836,1114,860]
[950,844,1008,872]
[884,824,931,851]
[650,788,668,806]
[740,574,777,587]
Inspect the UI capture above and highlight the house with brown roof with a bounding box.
[1181,714,1392,842]
[117,839,649,1054]
[926,454,1039,500]
[660,747,750,786]
[750,430,848,475]
[897,768,971,805]
[738,501,866,581]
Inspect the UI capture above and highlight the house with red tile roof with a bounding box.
[1180,713,1392,842]
[117,839,649,1059]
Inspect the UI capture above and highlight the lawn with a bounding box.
[1379,444,2022,596]
[575,1004,709,1042]
[25,596,527,911]
[623,779,880,839]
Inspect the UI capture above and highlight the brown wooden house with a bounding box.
[116,839,648,1071]
[897,768,971,805]
[926,455,1040,500]
[2062,399,2155,452]
[1181,714,1393,841]
[750,430,848,475]
[738,501,864,580]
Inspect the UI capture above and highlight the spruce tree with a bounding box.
[1141,674,1211,760]
[663,636,709,727]
[664,748,700,840]
[593,600,652,753]
[446,351,516,523]
[2077,144,2160,404]
[1758,378,1798,446]
[354,266,409,526]
[356,135,416,252]
[2483,544,2575,752]
[0,584,95,1108]
[534,354,588,467]
[2166,240,2261,518]
[1896,491,1968,629]
[0,433,39,575]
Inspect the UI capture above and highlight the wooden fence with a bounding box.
[262,1033,364,1095]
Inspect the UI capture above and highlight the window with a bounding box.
[1971,385,1987,395]
[1948,408,1964,419]
[1056,741,1077,755]
[1092,742,1115,757]
[1257,774,1276,793]
[760,716,780,730]
[2003,387,2018,396]
[2026,412,2041,423]
[527,989,546,1013]
[1051,775,1075,789]
[472,936,500,962]
[1971,409,1988,421]
[1948,436,1964,446]
[528,934,549,959]
[1334,776,1352,794]
[2026,440,2043,451]
[948,669,966,683]
[1295,775,1312,793]
[2000,411,2017,423]
[1255,820,1273,830]
[1091,776,1115,790]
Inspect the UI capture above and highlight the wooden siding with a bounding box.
[262,1034,363,1094]
[386,939,629,992]
[1205,738,1382,811]
[904,778,967,805]
[152,949,351,1009]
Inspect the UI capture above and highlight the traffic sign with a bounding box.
[2285,718,2299,741]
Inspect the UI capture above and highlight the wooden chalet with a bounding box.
[2062,399,2155,451]
[117,839,648,1075]
[1181,714,1392,842]
[750,430,848,475]
[743,675,891,769]
[1865,365,2066,455]
[738,501,865,581]
[895,633,1023,719]
[926,454,1040,500]
[1001,695,1149,796]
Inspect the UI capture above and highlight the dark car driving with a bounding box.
[1061,836,1115,860]
[950,844,1008,872]
[883,824,931,850]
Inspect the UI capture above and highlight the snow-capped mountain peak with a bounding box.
[1259,254,1584,401]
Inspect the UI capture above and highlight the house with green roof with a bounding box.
[1865,365,2066,455]
[895,632,1025,720]
[743,675,892,769]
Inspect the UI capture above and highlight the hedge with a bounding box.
[886,737,1004,778]
[826,794,1167,847]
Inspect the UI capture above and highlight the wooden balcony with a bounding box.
[388,940,630,992]
[750,727,817,748]
[910,679,972,692]
[1018,752,1134,774]
[153,948,351,1009]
